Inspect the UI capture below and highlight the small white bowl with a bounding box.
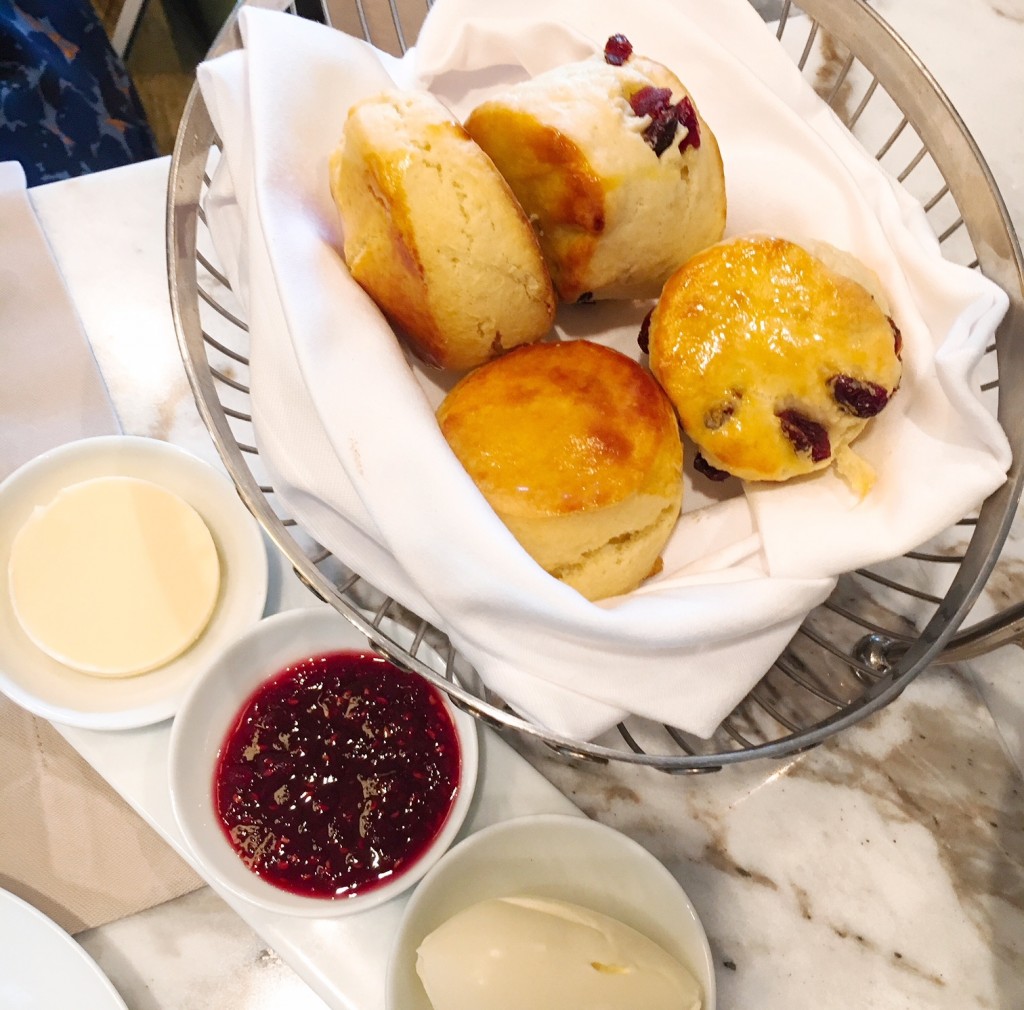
[0,435,268,729]
[386,812,716,1010]
[169,606,479,918]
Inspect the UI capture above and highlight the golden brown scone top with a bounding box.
[648,235,902,490]
[437,340,683,519]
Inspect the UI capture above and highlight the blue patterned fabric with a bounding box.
[0,0,158,185]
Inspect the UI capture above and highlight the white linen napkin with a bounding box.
[196,0,1010,740]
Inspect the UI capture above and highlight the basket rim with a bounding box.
[166,0,1024,769]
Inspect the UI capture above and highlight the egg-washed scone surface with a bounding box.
[329,89,555,371]
[465,35,726,303]
[437,340,683,600]
[648,235,902,492]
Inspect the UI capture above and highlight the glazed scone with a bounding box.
[437,340,683,601]
[647,235,903,493]
[464,34,726,303]
[330,90,556,370]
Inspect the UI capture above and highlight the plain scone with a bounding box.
[329,90,556,370]
[648,234,903,494]
[437,340,683,601]
[465,35,726,303]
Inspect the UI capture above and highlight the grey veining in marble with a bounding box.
[511,663,1024,1010]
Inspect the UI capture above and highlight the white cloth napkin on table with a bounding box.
[197,0,1010,740]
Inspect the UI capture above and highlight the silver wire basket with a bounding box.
[168,0,1024,771]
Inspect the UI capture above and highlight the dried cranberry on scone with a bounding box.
[648,235,902,495]
[464,35,726,303]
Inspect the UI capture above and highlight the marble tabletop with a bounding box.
[17,0,1024,1007]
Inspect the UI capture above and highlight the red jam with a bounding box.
[213,650,461,899]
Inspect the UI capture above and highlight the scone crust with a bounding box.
[465,54,726,303]
[648,235,902,485]
[437,340,683,599]
[438,341,681,517]
[330,90,556,370]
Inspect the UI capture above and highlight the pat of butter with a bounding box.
[415,896,702,1010]
[8,476,220,677]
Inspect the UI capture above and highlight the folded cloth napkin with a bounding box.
[0,161,202,933]
[197,0,1011,739]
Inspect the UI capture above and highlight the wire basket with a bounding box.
[167,0,1024,772]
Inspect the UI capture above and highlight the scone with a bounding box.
[647,235,903,493]
[437,340,683,601]
[330,90,556,370]
[464,34,726,303]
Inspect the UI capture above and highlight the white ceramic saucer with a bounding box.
[386,812,716,1010]
[0,435,268,728]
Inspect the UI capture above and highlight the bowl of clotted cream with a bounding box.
[386,812,715,1010]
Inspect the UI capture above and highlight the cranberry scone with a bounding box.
[647,235,902,495]
[330,90,556,370]
[464,34,726,303]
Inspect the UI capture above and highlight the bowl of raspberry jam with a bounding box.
[169,608,478,916]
